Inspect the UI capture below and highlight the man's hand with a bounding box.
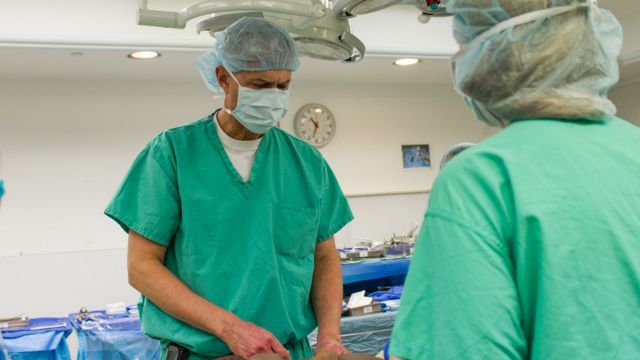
[311,238,348,357]
[315,337,349,356]
[221,318,290,360]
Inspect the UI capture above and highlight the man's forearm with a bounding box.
[311,240,344,341]
[129,257,237,339]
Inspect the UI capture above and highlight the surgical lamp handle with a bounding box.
[138,8,182,29]
[340,31,366,62]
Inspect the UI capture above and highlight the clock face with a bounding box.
[293,104,336,148]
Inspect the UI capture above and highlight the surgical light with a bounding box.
[394,58,420,66]
[128,51,161,60]
[138,1,365,62]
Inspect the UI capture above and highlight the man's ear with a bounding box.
[215,66,229,94]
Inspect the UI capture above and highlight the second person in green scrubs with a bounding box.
[391,1,640,359]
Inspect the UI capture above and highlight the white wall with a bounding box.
[611,82,640,125]
[0,78,495,256]
[336,192,430,246]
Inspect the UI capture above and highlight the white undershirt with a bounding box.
[214,113,261,182]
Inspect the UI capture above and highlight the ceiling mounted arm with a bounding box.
[334,0,402,18]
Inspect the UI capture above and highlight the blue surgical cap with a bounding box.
[197,17,300,93]
[448,0,623,124]
[0,180,4,199]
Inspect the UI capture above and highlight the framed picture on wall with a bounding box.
[402,144,431,169]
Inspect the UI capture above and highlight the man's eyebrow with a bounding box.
[249,78,291,86]
[250,78,273,83]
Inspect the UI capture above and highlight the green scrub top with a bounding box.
[391,117,640,359]
[105,114,353,359]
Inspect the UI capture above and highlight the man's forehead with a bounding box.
[237,69,292,81]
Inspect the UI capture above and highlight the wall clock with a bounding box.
[293,104,336,148]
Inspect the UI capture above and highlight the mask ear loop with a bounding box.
[220,67,242,115]
[224,67,241,86]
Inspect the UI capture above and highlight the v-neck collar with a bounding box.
[205,110,270,188]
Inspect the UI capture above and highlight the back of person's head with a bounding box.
[449,0,623,123]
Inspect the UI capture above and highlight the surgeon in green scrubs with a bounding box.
[391,1,640,359]
[106,18,353,360]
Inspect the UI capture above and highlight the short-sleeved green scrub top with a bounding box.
[391,117,640,359]
[105,113,353,359]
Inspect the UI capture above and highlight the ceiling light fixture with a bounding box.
[394,58,420,66]
[127,51,161,60]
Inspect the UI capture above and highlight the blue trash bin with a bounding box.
[0,317,72,360]
[69,306,161,360]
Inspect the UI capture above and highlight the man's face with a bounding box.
[216,67,292,111]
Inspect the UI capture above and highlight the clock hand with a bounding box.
[309,117,319,137]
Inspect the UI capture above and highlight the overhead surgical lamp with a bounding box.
[137,0,366,62]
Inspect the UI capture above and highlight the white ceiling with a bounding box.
[599,0,640,16]
[0,47,454,85]
[0,1,639,86]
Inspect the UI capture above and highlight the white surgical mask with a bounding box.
[223,69,290,135]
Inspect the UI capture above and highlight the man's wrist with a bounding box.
[317,329,342,344]
[208,310,238,340]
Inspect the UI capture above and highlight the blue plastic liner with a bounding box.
[342,258,410,295]
[68,307,161,360]
[1,318,72,360]
[308,311,397,355]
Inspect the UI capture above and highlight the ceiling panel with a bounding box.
[0,47,454,85]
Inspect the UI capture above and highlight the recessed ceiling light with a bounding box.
[127,51,161,60]
[314,108,323,113]
[394,58,421,66]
